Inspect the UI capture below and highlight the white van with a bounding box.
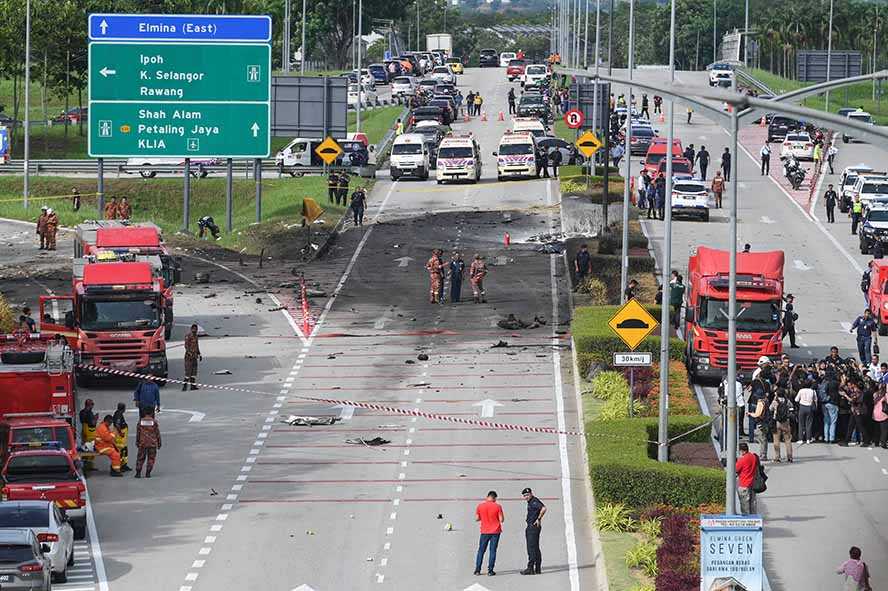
[436,132,482,184]
[275,138,325,175]
[494,131,538,180]
[390,134,431,180]
[499,52,517,67]
[512,117,547,139]
[391,76,417,97]
[522,64,549,87]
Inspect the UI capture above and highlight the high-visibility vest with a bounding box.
[853,201,863,214]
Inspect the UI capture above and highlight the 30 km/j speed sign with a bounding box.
[563,109,585,129]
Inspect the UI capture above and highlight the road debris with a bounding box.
[306,288,327,298]
[444,523,453,531]
[496,314,546,330]
[213,369,232,375]
[411,382,431,388]
[405,359,416,364]
[536,242,564,254]
[284,415,340,426]
[491,340,509,348]
[417,353,429,361]
[194,272,210,284]
[345,437,391,446]
[255,297,263,304]
[203,293,217,299]
[267,306,286,312]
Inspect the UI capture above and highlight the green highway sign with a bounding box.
[89,43,270,102]
[88,102,269,158]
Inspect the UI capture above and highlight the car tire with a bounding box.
[843,136,849,144]
[139,169,157,179]
[437,180,442,185]
[67,548,74,567]
[686,343,699,384]
[289,167,305,178]
[702,210,710,222]
[861,240,869,254]
[54,565,68,584]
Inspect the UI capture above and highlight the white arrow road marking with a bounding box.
[472,398,504,418]
[793,259,812,271]
[331,404,355,421]
[250,122,260,137]
[394,256,414,267]
[760,216,776,224]
[464,584,491,591]
[99,67,117,77]
[120,408,205,422]
[291,586,318,591]
[99,19,108,34]
[373,317,387,329]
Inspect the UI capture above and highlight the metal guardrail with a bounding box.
[736,69,775,96]
[0,159,362,178]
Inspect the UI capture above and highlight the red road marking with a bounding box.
[293,373,552,379]
[284,385,552,391]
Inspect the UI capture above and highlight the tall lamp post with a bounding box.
[23,0,31,207]
[356,0,363,132]
[619,0,635,303]
[825,0,834,111]
[300,0,307,74]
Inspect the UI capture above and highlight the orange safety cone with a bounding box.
[658,112,665,123]
[504,232,511,247]
[464,112,470,122]
[498,111,504,121]
[759,116,766,127]
[481,111,488,122]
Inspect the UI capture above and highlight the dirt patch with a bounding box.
[670,442,721,469]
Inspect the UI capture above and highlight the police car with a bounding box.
[670,178,710,221]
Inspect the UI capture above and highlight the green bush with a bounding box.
[638,517,662,540]
[598,397,643,421]
[572,306,685,367]
[586,416,724,508]
[589,253,655,276]
[595,502,637,532]
[598,232,650,255]
[625,539,659,578]
[579,277,609,305]
[591,371,630,401]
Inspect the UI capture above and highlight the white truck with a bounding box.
[426,34,453,54]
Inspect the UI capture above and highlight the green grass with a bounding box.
[0,175,363,253]
[746,67,888,124]
[347,105,404,146]
[601,531,650,591]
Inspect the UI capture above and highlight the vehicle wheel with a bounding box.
[54,566,67,584]
[139,169,156,179]
[843,136,849,144]
[164,324,172,340]
[67,548,74,567]
[437,180,442,185]
[686,343,699,384]
[290,167,305,178]
[497,175,502,181]
[861,241,869,254]
[703,211,710,222]
[72,521,86,541]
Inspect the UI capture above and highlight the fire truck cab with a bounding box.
[0,334,75,420]
[685,247,785,382]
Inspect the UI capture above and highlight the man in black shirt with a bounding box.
[574,244,592,288]
[696,146,710,180]
[721,147,732,182]
[824,184,838,223]
[520,487,546,575]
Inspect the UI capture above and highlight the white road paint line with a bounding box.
[232,484,244,491]
[276,396,287,401]
[405,438,412,445]
[179,587,192,591]
[874,456,881,463]
[760,216,776,224]
[273,403,283,408]
[398,473,405,480]
[253,440,264,446]
[401,461,407,467]
[221,504,233,511]
[793,259,812,271]
[547,179,581,591]
[386,527,394,535]
[408,427,415,433]
[82,482,109,591]
[882,468,888,475]
[249,448,261,455]
[281,382,292,389]
[246,457,257,463]
[204,537,217,544]
[262,425,272,431]
[380,558,388,567]
[265,417,274,423]
[192,560,205,568]
[393,499,400,506]
[216,514,229,521]
[377,574,385,583]
[210,525,223,532]
[403,449,410,456]
[396,485,403,492]
[298,353,306,359]
[374,317,387,329]
[241,466,252,472]
[227,494,238,500]
[185,573,199,582]
[384,542,391,551]
[390,512,397,520]
[269,410,278,416]
[198,547,212,555]
[415,397,423,403]
[285,377,295,383]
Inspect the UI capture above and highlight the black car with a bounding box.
[412,124,447,144]
[536,137,582,164]
[429,99,454,125]
[410,106,445,126]
[767,116,801,143]
[338,140,370,167]
[479,48,499,67]
[859,207,888,254]
[627,125,657,155]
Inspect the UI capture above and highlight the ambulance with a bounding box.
[494,131,538,180]
[511,117,548,139]
[435,132,482,184]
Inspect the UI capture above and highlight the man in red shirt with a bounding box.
[735,442,759,514]
[474,490,504,576]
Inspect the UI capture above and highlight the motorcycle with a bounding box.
[780,154,807,190]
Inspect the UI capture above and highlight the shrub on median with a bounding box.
[586,416,723,508]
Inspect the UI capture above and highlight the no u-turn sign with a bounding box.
[563,109,585,129]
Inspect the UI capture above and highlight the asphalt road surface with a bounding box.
[613,68,888,591]
[0,67,599,591]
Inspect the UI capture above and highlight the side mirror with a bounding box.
[492,152,498,156]
[685,308,695,323]
[41,543,51,554]
[369,145,375,153]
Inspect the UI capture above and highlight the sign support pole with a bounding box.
[255,158,262,223]
[97,158,105,217]
[183,158,191,231]
[226,158,234,232]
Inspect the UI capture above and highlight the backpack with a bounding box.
[774,397,792,423]
[752,454,768,494]
[862,270,871,294]
[817,381,831,404]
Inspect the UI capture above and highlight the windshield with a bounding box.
[519,98,544,107]
[393,77,411,85]
[5,455,77,482]
[392,143,422,155]
[433,67,449,73]
[868,210,888,221]
[861,183,888,194]
[632,128,654,137]
[699,298,781,331]
[660,160,691,173]
[0,546,34,564]
[850,114,873,124]
[786,134,808,142]
[526,66,546,75]
[674,183,705,193]
[499,143,534,155]
[80,297,161,330]
[0,506,48,528]
[438,146,473,158]
[713,63,731,70]
[11,427,72,450]
[508,60,524,67]
[843,174,859,186]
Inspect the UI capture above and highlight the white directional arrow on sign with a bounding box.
[331,404,355,421]
[472,398,504,418]
[99,19,109,35]
[251,122,260,137]
[394,256,414,268]
[793,259,812,271]
[291,586,318,591]
[99,67,117,77]
[464,584,491,591]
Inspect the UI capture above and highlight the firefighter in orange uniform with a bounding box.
[426,249,444,304]
[117,197,132,220]
[470,254,488,303]
[44,208,59,250]
[104,196,119,220]
[95,415,123,477]
[36,206,48,249]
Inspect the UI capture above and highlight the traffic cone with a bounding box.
[759,116,766,127]
[481,111,488,122]
[463,109,470,122]
[658,112,665,123]
[498,111,504,121]
[504,232,511,247]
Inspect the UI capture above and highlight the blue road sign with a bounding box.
[384,50,392,61]
[0,126,8,157]
[88,14,271,42]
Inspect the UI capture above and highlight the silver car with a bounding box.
[0,528,52,590]
[0,502,73,584]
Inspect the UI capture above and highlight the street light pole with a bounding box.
[713,0,717,64]
[658,0,676,464]
[743,0,749,66]
[725,75,740,514]
[607,0,613,76]
[591,0,601,141]
[583,0,589,68]
[356,0,363,132]
[826,0,834,111]
[620,0,635,304]
[23,0,31,207]
[300,0,307,74]
[284,0,291,72]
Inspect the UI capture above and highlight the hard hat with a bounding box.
[46,208,53,214]
[40,205,47,211]
[757,356,770,366]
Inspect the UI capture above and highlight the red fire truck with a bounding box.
[684,246,785,382]
[39,258,168,385]
[74,221,181,338]
[0,334,76,420]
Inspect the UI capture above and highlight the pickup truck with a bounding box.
[0,416,81,468]
[1,449,87,539]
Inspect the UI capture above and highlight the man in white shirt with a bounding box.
[794,380,818,444]
[760,142,771,175]
[868,354,882,381]
[827,144,838,174]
